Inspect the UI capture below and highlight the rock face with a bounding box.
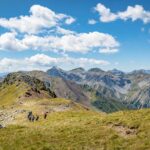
[26,70,91,107]
[124,72,150,108]
[0,72,56,100]
[47,67,150,110]
[47,67,130,99]
[47,66,83,82]
[1,71,89,109]
[18,70,124,112]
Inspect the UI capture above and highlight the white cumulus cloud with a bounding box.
[0,54,110,73]
[95,3,117,22]
[0,4,120,54]
[0,31,120,54]
[0,32,27,51]
[99,48,118,54]
[0,5,76,34]
[88,19,97,25]
[94,3,150,23]
[65,17,76,24]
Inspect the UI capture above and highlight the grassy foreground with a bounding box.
[0,99,150,150]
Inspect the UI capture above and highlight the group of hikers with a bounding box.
[27,111,48,122]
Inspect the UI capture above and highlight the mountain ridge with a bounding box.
[47,66,150,110]
[1,67,150,112]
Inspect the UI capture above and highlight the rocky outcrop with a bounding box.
[26,71,91,107]
[1,72,57,99]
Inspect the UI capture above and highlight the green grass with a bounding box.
[92,98,126,113]
[85,89,126,113]
[0,82,29,107]
[0,107,150,150]
[0,82,150,150]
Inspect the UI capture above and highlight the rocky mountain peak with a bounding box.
[108,69,125,76]
[47,66,66,78]
[88,68,104,73]
[70,67,85,73]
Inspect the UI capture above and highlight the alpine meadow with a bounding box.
[0,0,150,150]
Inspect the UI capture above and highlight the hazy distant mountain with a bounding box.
[70,67,85,73]
[0,73,8,77]
[47,67,128,112]
[47,67,150,110]
[47,67,130,96]
[129,69,150,75]
[108,69,125,76]
[47,66,84,82]
[0,77,3,82]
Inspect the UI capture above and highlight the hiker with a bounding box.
[27,111,35,122]
[44,112,48,119]
[35,115,39,121]
[28,111,32,118]
[31,115,35,122]
[27,111,32,121]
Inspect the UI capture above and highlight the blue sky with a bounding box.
[0,0,150,73]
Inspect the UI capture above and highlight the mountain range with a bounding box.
[1,67,150,112]
[47,67,150,111]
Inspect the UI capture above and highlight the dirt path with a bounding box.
[108,123,137,138]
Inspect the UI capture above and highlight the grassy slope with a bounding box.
[0,105,150,150]
[0,80,54,108]
[0,83,29,107]
[0,80,150,150]
[92,98,126,113]
[82,84,126,113]
[89,90,126,113]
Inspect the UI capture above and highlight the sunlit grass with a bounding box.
[0,83,29,107]
[0,106,150,150]
[0,82,150,150]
